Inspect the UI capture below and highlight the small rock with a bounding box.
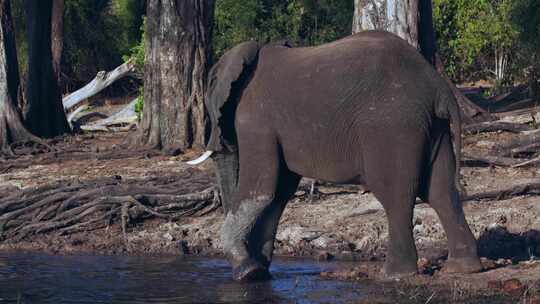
[417,257,430,269]
[163,232,175,242]
[495,258,513,266]
[502,278,527,296]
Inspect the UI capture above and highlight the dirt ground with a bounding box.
[1,126,539,302]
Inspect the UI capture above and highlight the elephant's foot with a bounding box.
[232,258,271,282]
[381,261,417,280]
[443,256,482,274]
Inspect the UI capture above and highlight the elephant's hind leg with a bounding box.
[426,133,481,274]
[364,144,421,278]
[220,131,298,282]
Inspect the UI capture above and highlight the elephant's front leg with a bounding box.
[220,132,293,281]
[221,193,276,281]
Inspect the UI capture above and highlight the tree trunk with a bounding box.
[51,0,63,82]
[134,0,214,152]
[24,0,70,138]
[352,0,493,122]
[0,0,40,150]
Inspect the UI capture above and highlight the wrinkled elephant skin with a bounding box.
[205,31,482,281]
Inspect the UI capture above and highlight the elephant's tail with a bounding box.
[437,89,466,197]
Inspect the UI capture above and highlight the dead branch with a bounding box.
[78,99,138,132]
[512,156,540,168]
[462,153,529,167]
[463,183,540,202]
[62,60,135,111]
[463,121,530,134]
[496,130,540,155]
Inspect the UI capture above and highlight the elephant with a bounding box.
[188,30,482,281]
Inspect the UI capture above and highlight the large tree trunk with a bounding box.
[352,0,493,122]
[0,0,40,150]
[134,0,214,152]
[24,0,70,138]
[51,0,63,82]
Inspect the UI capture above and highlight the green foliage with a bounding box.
[11,0,145,92]
[510,0,540,97]
[134,87,144,120]
[11,0,28,77]
[123,17,146,71]
[214,0,353,59]
[433,0,519,84]
[62,0,144,88]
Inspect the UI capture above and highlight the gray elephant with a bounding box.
[189,30,482,281]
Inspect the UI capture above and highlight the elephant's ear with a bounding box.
[206,41,261,152]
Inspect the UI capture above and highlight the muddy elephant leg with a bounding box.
[427,134,482,273]
[220,132,291,281]
[259,168,300,267]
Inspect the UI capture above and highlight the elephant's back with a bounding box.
[250,30,438,128]
[238,31,440,182]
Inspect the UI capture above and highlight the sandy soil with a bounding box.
[0,127,539,302]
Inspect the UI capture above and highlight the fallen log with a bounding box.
[463,121,530,134]
[512,156,540,168]
[498,129,540,155]
[79,99,138,132]
[462,153,528,167]
[62,60,135,111]
[463,182,540,202]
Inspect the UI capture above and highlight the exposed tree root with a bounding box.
[0,174,219,242]
[0,133,158,173]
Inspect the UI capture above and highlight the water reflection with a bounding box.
[0,252,364,304]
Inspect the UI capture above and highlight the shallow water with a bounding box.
[0,252,368,304]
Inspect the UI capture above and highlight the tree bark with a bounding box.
[134,0,214,152]
[50,0,63,82]
[0,0,40,150]
[24,0,70,138]
[352,0,494,122]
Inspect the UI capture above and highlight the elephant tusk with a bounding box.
[186,151,214,165]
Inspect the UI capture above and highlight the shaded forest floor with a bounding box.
[1,97,540,302]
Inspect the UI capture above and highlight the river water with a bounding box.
[0,252,371,304]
